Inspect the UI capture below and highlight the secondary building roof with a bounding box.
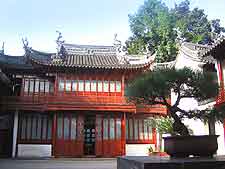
[200,37,225,59]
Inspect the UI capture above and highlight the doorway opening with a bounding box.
[84,115,96,156]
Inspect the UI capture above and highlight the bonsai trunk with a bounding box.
[169,109,190,136]
[208,117,216,135]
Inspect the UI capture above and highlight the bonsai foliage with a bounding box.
[147,116,193,136]
[146,117,175,135]
[190,104,225,124]
[127,67,219,136]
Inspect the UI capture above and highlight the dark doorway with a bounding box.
[0,114,13,157]
[84,115,96,156]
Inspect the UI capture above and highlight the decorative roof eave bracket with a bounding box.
[200,37,225,59]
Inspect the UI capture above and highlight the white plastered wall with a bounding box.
[125,144,155,156]
[17,144,52,157]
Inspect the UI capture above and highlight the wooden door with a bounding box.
[95,114,125,157]
[0,114,12,157]
[55,113,84,157]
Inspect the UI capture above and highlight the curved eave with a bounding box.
[180,45,203,62]
[0,54,34,70]
[0,69,10,85]
[29,57,153,71]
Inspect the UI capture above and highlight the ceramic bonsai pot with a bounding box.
[163,135,219,157]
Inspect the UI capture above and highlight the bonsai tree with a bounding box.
[127,67,219,136]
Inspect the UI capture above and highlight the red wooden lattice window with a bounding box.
[58,79,121,93]
[23,78,54,96]
[18,113,52,143]
[126,117,153,143]
[56,113,77,140]
[96,116,122,141]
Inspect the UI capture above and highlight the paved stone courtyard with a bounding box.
[0,158,117,169]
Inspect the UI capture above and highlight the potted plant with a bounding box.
[147,145,155,156]
[127,67,220,157]
[147,145,164,156]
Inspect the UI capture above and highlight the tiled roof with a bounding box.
[26,47,153,70]
[0,53,33,70]
[179,42,216,64]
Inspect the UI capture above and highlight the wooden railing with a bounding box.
[0,95,128,105]
[0,95,167,114]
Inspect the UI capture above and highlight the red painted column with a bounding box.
[52,113,57,157]
[218,61,224,88]
[121,112,126,155]
[224,119,225,147]
[21,77,25,96]
[152,128,157,150]
[219,62,225,153]
[121,74,125,97]
[217,61,224,103]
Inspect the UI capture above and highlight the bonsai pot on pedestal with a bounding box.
[163,135,219,158]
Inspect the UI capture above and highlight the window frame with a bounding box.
[126,117,155,144]
[115,81,122,92]
[58,80,65,92]
[65,80,72,92]
[56,113,78,141]
[97,80,103,92]
[103,80,109,92]
[78,80,84,91]
[110,81,115,92]
[91,80,97,92]
[18,113,53,144]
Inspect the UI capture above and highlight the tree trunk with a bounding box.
[208,118,216,135]
[169,109,190,136]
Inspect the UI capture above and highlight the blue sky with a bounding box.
[1,0,225,55]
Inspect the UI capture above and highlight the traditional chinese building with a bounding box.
[0,37,167,158]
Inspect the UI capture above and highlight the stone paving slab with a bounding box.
[0,158,117,169]
[117,156,225,169]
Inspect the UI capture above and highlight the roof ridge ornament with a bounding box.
[22,38,32,62]
[22,38,29,49]
[53,31,65,63]
[113,33,129,64]
[56,30,65,53]
[113,33,122,52]
[0,42,4,54]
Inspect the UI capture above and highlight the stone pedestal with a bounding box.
[117,156,225,169]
